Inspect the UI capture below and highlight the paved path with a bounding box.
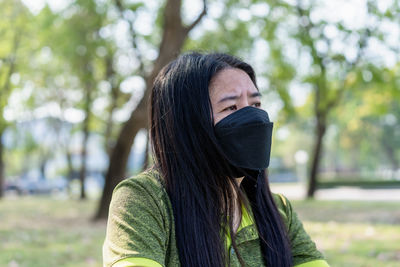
[270,183,400,201]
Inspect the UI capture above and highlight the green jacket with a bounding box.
[103,168,329,267]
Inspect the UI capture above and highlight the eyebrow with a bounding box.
[217,91,262,104]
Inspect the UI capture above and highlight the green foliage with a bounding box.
[335,63,400,171]
[0,0,33,132]
[0,0,399,188]
[252,0,400,182]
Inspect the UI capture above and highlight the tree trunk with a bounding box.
[79,119,89,200]
[94,0,207,220]
[0,33,20,199]
[94,84,151,219]
[65,149,74,196]
[0,130,4,198]
[141,130,150,171]
[40,158,47,180]
[104,90,118,157]
[103,55,120,157]
[79,83,92,200]
[307,119,326,198]
[382,138,399,178]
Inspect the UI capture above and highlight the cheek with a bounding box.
[213,113,227,125]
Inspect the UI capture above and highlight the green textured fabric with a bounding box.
[103,168,327,267]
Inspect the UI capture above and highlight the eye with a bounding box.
[252,102,261,108]
[222,105,237,112]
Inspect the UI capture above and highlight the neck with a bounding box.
[232,176,245,233]
[235,176,245,187]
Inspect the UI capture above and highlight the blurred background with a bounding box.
[0,0,399,266]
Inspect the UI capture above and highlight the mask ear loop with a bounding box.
[240,169,265,215]
[240,169,263,190]
[256,169,263,188]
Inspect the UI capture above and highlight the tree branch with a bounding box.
[164,0,183,29]
[184,0,207,33]
[114,0,146,77]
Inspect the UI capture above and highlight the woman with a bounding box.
[103,52,330,267]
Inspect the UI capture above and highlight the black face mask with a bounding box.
[214,106,273,177]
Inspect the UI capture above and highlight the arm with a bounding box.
[112,257,162,267]
[275,194,330,267]
[102,175,168,267]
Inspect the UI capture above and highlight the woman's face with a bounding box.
[209,68,262,125]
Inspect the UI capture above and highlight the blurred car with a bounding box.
[4,177,68,195]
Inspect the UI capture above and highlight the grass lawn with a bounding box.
[1,195,399,266]
[292,200,400,267]
[0,196,106,267]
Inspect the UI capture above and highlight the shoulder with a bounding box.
[104,168,175,266]
[271,192,292,226]
[271,193,328,265]
[113,167,165,196]
[271,192,305,234]
[112,167,169,204]
[272,192,289,208]
[110,167,172,224]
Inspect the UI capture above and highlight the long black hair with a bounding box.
[149,52,293,267]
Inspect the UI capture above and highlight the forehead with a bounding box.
[209,68,257,98]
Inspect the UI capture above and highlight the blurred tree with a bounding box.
[11,0,134,199]
[260,0,379,197]
[44,0,109,199]
[0,0,31,198]
[95,0,207,220]
[102,50,121,158]
[295,2,370,197]
[2,0,397,204]
[340,63,400,178]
